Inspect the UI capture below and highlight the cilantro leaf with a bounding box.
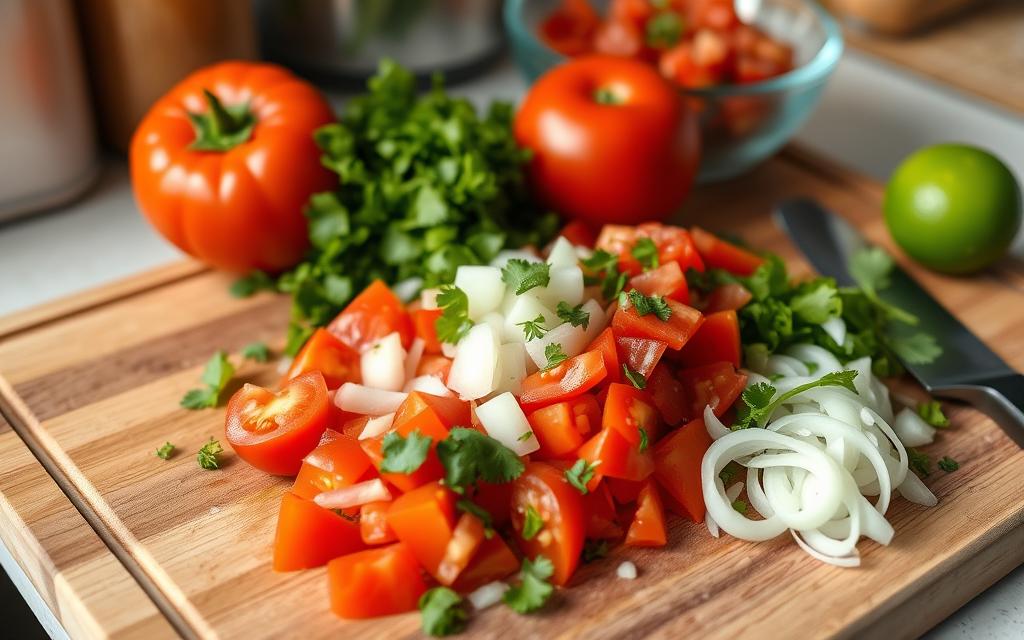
[517,314,548,341]
[581,539,609,563]
[789,281,842,324]
[522,504,544,540]
[435,285,473,344]
[735,370,859,429]
[503,557,554,614]
[564,458,598,494]
[638,427,649,453]
[849,246,893,295]
[732,499,748,514]
[622,364,646,390]
[631,237,660,270]
[645,11,683,48]
[718,461,742,485]
[938,456,959,472]
[556,301,591,329]
[436,428,525,492]
[623,289,672,321]
[230,271,275,298]
[582,249,627,301]
[180,388,218,410]
[380,430,431,474]
[542,343,568,371]
[241,342,270,362]
[908,448,931,477]
[155,442,175,460]
[419,587,467,636]
[181,351,235,410]
[197,438,223,470]
[502,259,551,295]
[890,331,943,365]
[917,400,950,428]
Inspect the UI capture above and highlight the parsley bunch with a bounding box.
[239,60,558,353]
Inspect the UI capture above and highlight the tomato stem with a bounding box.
[593,86,624,106]
[188,89,257,152]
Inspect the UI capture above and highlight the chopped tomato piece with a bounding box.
[360,501,397,545]
[585,327,621,384]
[578,427,654,488]
[519,350,608,412]
[327,280,414,352]
[647,363,688,426]
[612,297,704,350]
[327,543,426,619]
[629,261,690,304]
[602,383,659,446]
[437,512,487,586]
[690,227,764,276]
[637,223,705,274]
[704,282,752,313]
[607,478,643,504]
[225,371,330,475]
[412,308,444,354]
[511,462,585,586]
[559,219,597,248]
[625,480,667,547]
[291,430,373,500]
[393,391,471,442]
[283,328,360,389]
[416,354,453,379]
[582,483,623,539]
[528,402,586,458]
[273,492,364,571]
[677,361,747,420]
[468,480,513,528]
[452,534,520,592]
[360,435,444,493]
[593,18,644,58]
[571,394,601,438]
[678,310,742,368]
[386,481,457,581]
[540,0,600,56]
[615,336,668,378]
[653,417,712,522]
[339,415,369,439]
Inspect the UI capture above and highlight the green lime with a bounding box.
[884,144,1021,274]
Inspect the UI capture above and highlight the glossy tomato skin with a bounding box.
[273,492,364,571]
[130,62,335,273]
[225,372,329,475]
[327,280,414,353]
[653,418,712,522]
[291,429,374,500]
[519,350,608,412]
[328,543,427,619]
[284,328,361,390]
[512,462,586,586]
[677,310,741,368]
[515,56,700,226]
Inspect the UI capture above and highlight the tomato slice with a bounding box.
[612,297,704,350]
[678,310,741,368]
[528,402,585,458]
[436,512,487,586]
[283,328,360,390]
[637,223,705,274]
[386,481,457,581]
[511,462,585,586]
[602,383,659,446]
[625,479,667,547]
[629,261,690,304]
[704,282,752,313]
[690,227,764,276]
[393,391,471,442]
[360,500,397,545]
[519,350,608,412]
[225,371,329,475]
[452,534,520,592]
[577,427,654,487]
[677,361,747,420]
[582,483,623,539]
[412,308,443,354]
[272,492,364,571]
[327,543,426,619]
[653,417,712,522]
[360,435,444,493]
[291,429,374,500]
[327,280,414,352]
[615,336,667,379]
[647,363,688,427]
[585,327,621,384]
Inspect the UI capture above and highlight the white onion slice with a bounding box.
[704,405,731,440]
[336,383,407,415]
[468,582,509,610]
[404,375,454,397]
[403,338,425,384]
[314,478,392,509]
[893,408,936,447]
[359,413,395,440]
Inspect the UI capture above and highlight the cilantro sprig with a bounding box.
[503,557,554,614]
[436,428,524,493]
[502,259,550,295]
[622,364,646,389]
[197,438,223,470]
[435,286,473,345]
[556,301,590,329]
[564,459,599,494]
[631,237,659,270]
[938,456,959,472]
[419,587,467,636]
[155,442,175,460]
[241,341,270,362]
[621,289,672,321]
[582,249,628,301]
[734,370,859,429]
[542,343,568,371]
[522,505,544,540]
[180,351,235,410]
[380,430,431,474]
[517,314,548,341]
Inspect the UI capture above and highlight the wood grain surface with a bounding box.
[843,0,1024,115]
[1,149,1022,639]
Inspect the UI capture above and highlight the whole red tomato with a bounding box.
[514,55,700,226]
[130,61,336,273]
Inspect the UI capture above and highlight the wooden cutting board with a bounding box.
[1,148,1023,639]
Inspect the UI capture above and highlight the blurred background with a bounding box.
[0,0,1022,637]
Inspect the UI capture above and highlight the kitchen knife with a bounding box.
[775,198,1024,448]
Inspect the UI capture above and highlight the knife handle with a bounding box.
[934,375,1024,448]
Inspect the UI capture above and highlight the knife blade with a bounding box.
[775,197,1024,447]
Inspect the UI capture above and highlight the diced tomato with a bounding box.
[360,501,397,545]
[360,435,444,493]
[629,261,690,304]
[224,371,330,476]
[386,481,457,581]
[283,328,361,389]
[571,394,601,437]
[437,513,487,586]
[582,483,623,539]
[602,383,659,446]
[690,227,764,276]
[327,280,414,352]
[468,480,513,528]
[612,297,704,350]
[585,327,622,384]
[540,0,600,56]
[660,42,720,89]
[528,402,586,458]
[678,310,741,368]
[519,350,608,412]
[609,0,657,27]
[339,415,369,439]
[452,534,520,593]
[578,427,654,488]
[597,223,704,277]
[704,282,752,313]
[653,417,711,522]
[677,361,747,420]
[416,354,453,379]
[690,0,739,30]
[560,220,598,248]
[393,391,471,442]
[647,363,688,426]
[327,543,426,619]
[272,492,364,571]
[412,308,443,354]
[511,462,586,586]
[593,18,644,58]
[625,480,667,547]
[607,478,643,504]
[615,336,668,379]
[291,430,374,500]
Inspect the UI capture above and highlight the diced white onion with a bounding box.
[524,299,606,368]
[447,323,500,400]
[314,478,391,509]
[616,561,638,580]
[530,266,584,308]
[546,236,580,269]
[490,249,542,269]
[336,383,407,415]
[455,266,505,320]
[359,413,395,440]
[403,338,425,386]
[474,392,539,455]
[391,277,423,303]
[893,408,936,447]
[403,375,454,397]
[502,295,557,343]
[468,582,509,610]
[492,343,528,396]
[360,332,407,391]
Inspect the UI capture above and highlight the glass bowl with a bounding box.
[504,0,844,182]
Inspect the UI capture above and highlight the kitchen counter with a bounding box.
[1,52,1022,638]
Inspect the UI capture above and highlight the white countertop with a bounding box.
[0,53,1021,637]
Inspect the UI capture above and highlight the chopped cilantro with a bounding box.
[456,499,495,538]
[197,438,223,470]
[502,259,551,295]
[556,301,590,329]
[522,505,544,540]
[645,12,683,48]
[503,557,554,614]
[436,428,525,493]
[180,351,235,410]
[623,364,646,390]
[631,237,660,270]
[419,587,467,636]
[542,343,568,371]
[718,461,742,485]
[230,271,275,298]
[734,370,858,429]
[380,429,431,474]
[517,314,548,341]
[732,499,748,514]
[564,458,599,494]
[582,249,627,301]
[622,289,672,321]
[638,427,649,453]
[241,342,270,363]
[908,448,931,477]
[155,442,175,460]
[938,456,959,472]
[435,285,473,345]
[917,400,950,428]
